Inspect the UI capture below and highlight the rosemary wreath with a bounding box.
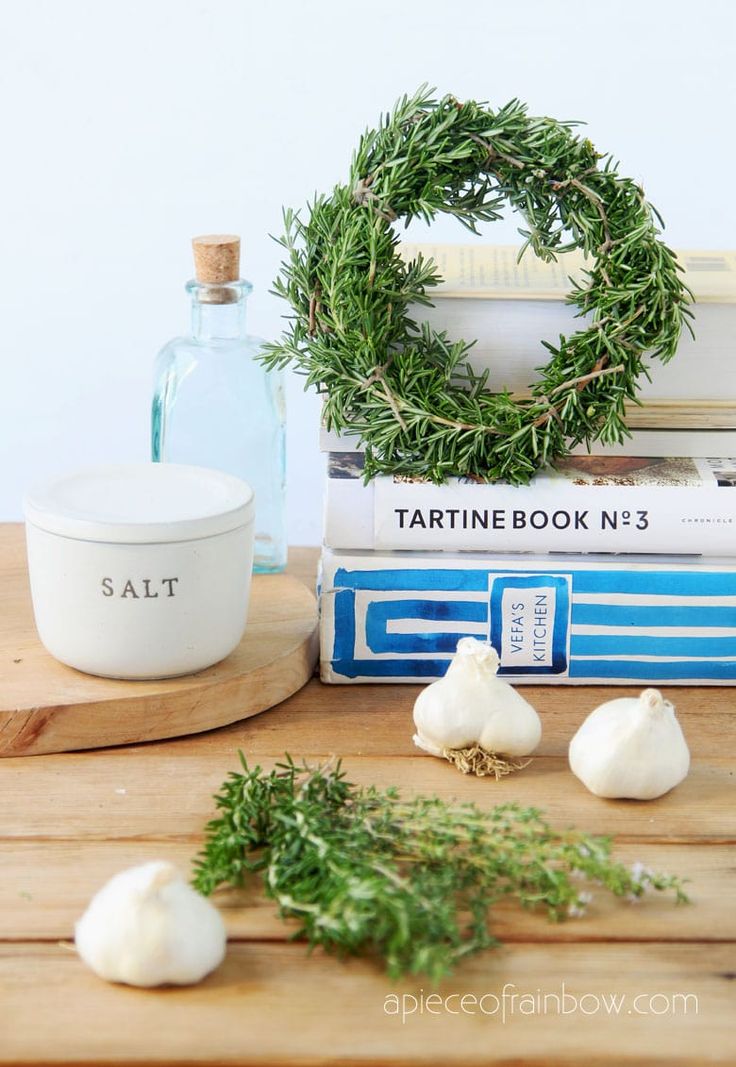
[263,86,693,483]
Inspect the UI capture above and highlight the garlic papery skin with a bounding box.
[75,861,226,987]
[412,637,542,776]
[569,688,690,800]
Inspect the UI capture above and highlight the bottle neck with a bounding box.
[187,279,252,341]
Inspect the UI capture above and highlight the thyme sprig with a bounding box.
[193,757,688,981]
[262,86,692,484]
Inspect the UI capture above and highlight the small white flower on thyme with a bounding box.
[626,861,657,903]
[567,892,593,919]
[630,861,654,886]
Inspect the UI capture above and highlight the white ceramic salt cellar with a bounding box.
[24,463,255,679]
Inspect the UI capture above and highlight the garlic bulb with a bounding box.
[75,861,226,987]
[569,688,690,800]
[412,637,541,776]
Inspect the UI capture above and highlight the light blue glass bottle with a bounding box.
[152,236,286,572]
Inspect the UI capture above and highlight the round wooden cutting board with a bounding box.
[0,525,319,757]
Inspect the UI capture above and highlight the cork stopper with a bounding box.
[192,235,240,284]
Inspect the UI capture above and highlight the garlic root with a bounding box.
[441,745,532,779]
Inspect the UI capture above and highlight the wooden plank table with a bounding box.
[1,543,734,1065]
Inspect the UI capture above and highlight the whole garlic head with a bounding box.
[413,637,542,769]
[569,688,690,800]
[75,861,226,987]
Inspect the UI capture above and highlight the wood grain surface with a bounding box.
[0,536,734,1065]
[0,526,319,756]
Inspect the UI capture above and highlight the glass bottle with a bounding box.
[152,235,286,572]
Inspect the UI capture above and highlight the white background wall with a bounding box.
[2,0,735,544]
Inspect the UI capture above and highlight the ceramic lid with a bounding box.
[24,463,255,544]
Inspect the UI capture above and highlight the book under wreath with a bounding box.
[324,453,736,555]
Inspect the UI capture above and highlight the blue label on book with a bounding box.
[489,574,570,675]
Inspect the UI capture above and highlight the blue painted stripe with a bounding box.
[328,658,450,679]
[572,634,736,657]
[367,599,488,623]
[569,569,736,595]
[332,589,356,661]
[570,659,736,679]
[333,564,736,596]
[572,603,736,628]
[328,656,736,681]
[334,567,491,592]
[365,599,486,654]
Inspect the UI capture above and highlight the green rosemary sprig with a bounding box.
[193,756,688,981]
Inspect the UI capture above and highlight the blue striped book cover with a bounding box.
[320,549,736,685]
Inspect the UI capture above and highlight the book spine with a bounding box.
[320,424,736,454]
[320,550,736,685]
[324,458,736,555]
[409,298,731,401]
[397,244,736,302]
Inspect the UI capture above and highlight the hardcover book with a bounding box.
[396,244,736,402]
[320,548,736,686]
[320,243,736,455]
[319,422,736,457]
[324,453,736,555]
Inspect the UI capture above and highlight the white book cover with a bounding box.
[398,297,733,401]
[325,453,736,555]
[319,423,736,457]
[326,244,736,402]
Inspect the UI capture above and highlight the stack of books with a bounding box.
[319,246,736,686]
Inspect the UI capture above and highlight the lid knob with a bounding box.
[192,235,240,284]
